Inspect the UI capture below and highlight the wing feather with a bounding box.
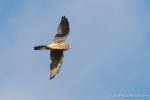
[53,16,70,43]
[50,50,64,79]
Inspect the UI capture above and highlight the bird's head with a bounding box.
[63,44,71,51]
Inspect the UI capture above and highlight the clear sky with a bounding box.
[0,0,150,100]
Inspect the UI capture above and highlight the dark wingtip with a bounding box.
[62,16,67,20]
[50,76,55,80]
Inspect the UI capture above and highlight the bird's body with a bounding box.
[34,43,70,51]
[34,16,71,80]
[48,42,71,51]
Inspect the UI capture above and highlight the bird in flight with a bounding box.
[34,16,71,80]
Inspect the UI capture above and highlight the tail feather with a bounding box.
[34,45,49,50]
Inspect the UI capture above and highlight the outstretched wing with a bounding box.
[53,16,70,43]
[50,50,64,79]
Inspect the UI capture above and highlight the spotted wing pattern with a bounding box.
[53,16,70,43]
[50,50,64,79]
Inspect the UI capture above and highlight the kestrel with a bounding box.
[34,16,71,80]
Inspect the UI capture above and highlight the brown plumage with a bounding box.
[34,16,71,80]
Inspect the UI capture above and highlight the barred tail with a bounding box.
[34,45,49,50]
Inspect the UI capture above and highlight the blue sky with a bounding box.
[0,0,150,100]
